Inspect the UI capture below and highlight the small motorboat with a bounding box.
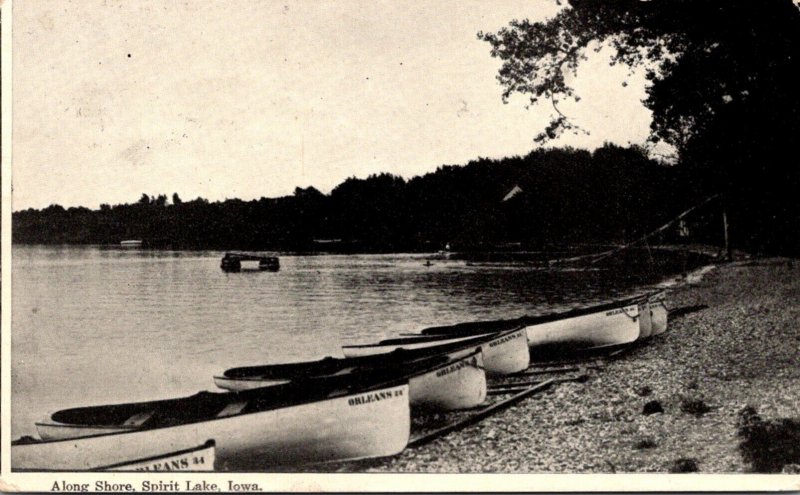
[15,374,410,471]
[341,326,529,376]
[215,348,487,411]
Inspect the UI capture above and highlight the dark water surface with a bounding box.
[11,245,700,438]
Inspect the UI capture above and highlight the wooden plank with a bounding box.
[488,379,544,388]
[527,357,606,368]
[606,346,632,359]
[488,373,586,393]
[487,388,531,395]
[514,364,601,376]
[407,379,556,448]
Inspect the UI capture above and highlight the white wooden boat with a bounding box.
[522,298,641,354]
[341,327,529,376]
[215,341,482,390]
[638,299,653,339]
[406,350,485,410]
[215,348,487,411]
[15,376,410,471]
[649,294,668,335]
[417,297,644,356]
[100,440,215,471]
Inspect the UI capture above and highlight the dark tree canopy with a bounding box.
[480,0,800,254]
[479,0,800,152]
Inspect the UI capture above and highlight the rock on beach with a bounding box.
[364,258,800,473]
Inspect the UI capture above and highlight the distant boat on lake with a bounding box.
[220,252,280,272]
[119,240,143,248]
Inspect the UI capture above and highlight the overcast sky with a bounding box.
[12,0,654,210]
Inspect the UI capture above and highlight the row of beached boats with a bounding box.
[12,292,668,471]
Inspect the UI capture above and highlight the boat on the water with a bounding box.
[15,374,410,471]
[417,296,647,357]
[215,348,487,411]
[220,252,280,272]
[341,326,529,376]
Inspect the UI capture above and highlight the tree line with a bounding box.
[478,0,799,256]
[13,144,737,253]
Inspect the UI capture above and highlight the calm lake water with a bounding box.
[11,245,694,438]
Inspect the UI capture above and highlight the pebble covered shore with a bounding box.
[363,258,800,473]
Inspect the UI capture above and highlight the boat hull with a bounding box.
[407,351,486,410]
[650,299,668,335]
[341,328,529,376]
[525,304,641,357]
[14,384,410,471]
[477,327,529,376]
[100,440,216,472]
[638,300,653,339]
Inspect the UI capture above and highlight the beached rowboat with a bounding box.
[15,375,410,471]
[417,296,645,356]
[215,349,487,411]
[341,327,529,376]
[638,299,653,340]
[519,298,641,354]
[649,295,668,335]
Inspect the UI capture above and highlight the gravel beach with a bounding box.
[361,258,800,473]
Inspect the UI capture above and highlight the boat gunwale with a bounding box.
[218,342,481,380]
[341,326,524,350]
[215,348,484,386]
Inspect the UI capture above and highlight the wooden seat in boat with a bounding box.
[122,411,154,427]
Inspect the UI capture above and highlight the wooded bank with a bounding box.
[12,145,795,255]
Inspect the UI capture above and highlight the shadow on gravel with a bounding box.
[680,398,713,417]
[668,458,699,473]
[634,437,657,450]
[737,406,800,473]
[668,304,709,319]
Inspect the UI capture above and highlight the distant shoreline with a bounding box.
[10,242,721,257]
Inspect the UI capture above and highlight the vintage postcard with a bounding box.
[2,0,799,492]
